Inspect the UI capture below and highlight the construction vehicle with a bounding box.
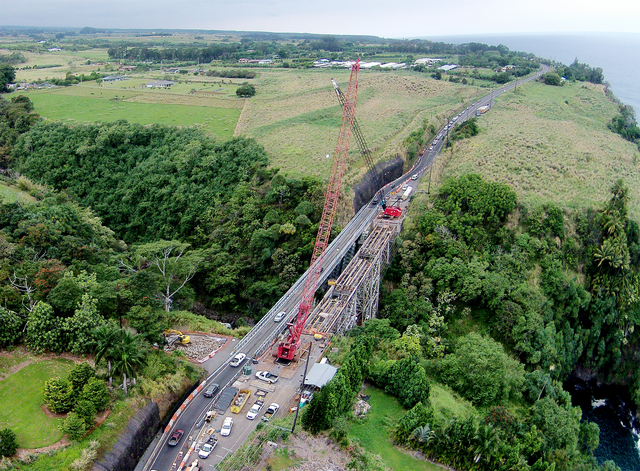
[401,186,413,201]
[382,206,402,218]
[276,60,361,362]
[476,105,490,116]
[163,329,191,346]
[230,389,251,413]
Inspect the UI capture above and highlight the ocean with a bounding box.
[425,32,640,117]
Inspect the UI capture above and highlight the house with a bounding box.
[102,75,127,82]
[145,80,176,88]
[162,68,180,74]
[47,47,62,52]
[438,64,458,71]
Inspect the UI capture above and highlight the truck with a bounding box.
[476,105,490,116]
[382,206,402,218]
[401,186,413,201]
[262,403,280,422]
[230,389,251,414]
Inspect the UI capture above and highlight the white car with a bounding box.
[274,311,286,322]
[411,174,418,180]
[220,417,233,436]
[229,353,246,367]
[246,400,264,420]
[198,437,217,458]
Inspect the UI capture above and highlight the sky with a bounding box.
[4,0,640,38]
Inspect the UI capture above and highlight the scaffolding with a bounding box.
[306,221,399,336]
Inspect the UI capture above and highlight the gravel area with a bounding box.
[164,334,227,362]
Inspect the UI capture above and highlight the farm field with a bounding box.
[236,67,483,181]
[0,358,75,448]
[439,80,640,219]
[21,82,243,139]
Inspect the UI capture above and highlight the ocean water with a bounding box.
[426,32,640,117]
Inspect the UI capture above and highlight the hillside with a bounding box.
[438,80,640,219]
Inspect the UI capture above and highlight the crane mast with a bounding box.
[277,60,360,361]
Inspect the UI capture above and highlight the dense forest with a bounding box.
[302,174,639,471]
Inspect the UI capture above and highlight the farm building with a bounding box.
[438,64,458,71]
[145,80,176,88]
[102,75,127,82]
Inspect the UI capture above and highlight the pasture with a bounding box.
[21,82,242,139]
[439,80,640,219]
[236,67,481,181]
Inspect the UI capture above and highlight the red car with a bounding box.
[168,429,184,446]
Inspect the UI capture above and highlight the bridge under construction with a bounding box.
[305,217,402,337]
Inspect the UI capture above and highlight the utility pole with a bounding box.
[291,343,313,433]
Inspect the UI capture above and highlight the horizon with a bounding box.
[2,0,638,38]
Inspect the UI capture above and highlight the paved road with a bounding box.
[141,65,550,471]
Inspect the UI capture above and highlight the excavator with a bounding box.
[163,329,191,347]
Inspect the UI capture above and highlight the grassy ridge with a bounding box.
[440,80,640,219]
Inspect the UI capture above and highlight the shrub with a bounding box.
[43,377,74,413]
[60,412,88,441]
[0,428,17,457]
[80,377,110,412]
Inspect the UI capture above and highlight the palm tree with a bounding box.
[112,330,146,396]
[91,323,120,387]
[472,423,497,466]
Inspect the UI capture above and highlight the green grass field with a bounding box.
[0,181,36,203]
[236,68,483,180]
[22,86,241,139]
[440,80,640,219]
[348,387,443,471]
[0,359,75,448]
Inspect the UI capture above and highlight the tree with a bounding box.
[383,357,430,409]
[64,295,105,354]
[60,412,87,441]
[80,377,110,412]
[74,399,97,427]
[542,72,562,86]
[133,240,202,312]
[0,307,23,348]
[68,363,95,398]
[439,332,524,406]
[0,428,17,457]
[112,330,146,395]
[91,321,120,387]
[0,64,15,92]
[43,377,74,413]
[394,401,433,444]
[236,84,256,97]
[25,302,65,353]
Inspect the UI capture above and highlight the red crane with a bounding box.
[277,60,360,361]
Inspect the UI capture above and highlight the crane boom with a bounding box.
[277,60,360,361]
[331,78,386,209]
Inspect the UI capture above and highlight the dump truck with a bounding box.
[230,388,251,414]
[476,105,490,116]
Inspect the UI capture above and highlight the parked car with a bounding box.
[198,437,218,459]
[246,400,265,420]
[168,429,184,446]
[262,403,280,422]
[203,383,219,398]
[301,390,314,403]
[229,353,246,367]
[220,417,234,436]
[274,311,286,322]
[255,371,279,384]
